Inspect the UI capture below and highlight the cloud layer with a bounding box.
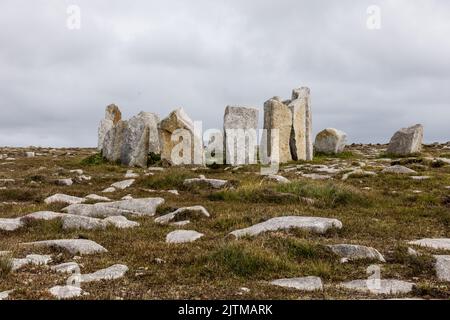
[1,0,449,147]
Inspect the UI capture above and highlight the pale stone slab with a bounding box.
[166,230,204,243]
[230,216,343,238]
[328,244,385,262]
[408,238,450,251]
[79,264,128,283]
[44,194,86,205]
[270,276,323,291]
[49,285,83,299]
[340,279,414,295]
[111,179,135,190]
[155,206,210,224]
[24,239,107,255]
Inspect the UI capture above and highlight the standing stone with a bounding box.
[102,120,127,163]
[224,106,259,165]
[263,99,293,163]
[121,112,160,168]
[158,108,203,165]
[314,128,348,154]
[98,104,122,151]
[290,87,313,161]
[387,124,423,156]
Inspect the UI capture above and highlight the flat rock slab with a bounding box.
[270,277,323,291]
[328,244,386,262]
[44,194,86,205]
[103,216,140,229]
[24,239,107,255]
[111,179,135,190]
[61,215,107,230]
[434,255,450,281]
[300,173,331,180]
[63,198,165,217]
[183,176,228,189]
[51,262,80,274]
[85,194,111,202]
[230,216,343,238]
[49,285,83,299]
[166,230,204,244]
[0,290,13,300]
[12,254,52,271]
[408,238,450,251]
[0,218,23,231]
[382,165,417,174]
[264,175,290,184]
[80,264,128,283]
[340,279,414,295]
[23,211,64,221]
[155,206,210,224]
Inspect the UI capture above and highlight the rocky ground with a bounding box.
[0,143,450,300]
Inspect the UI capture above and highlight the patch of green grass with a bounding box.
[209,186,299,204]
[314,151,355,159]
[0,255,13,278]
[266,237,335,261]
[203,243,296,278]
[141,170,193,190]
[80,153,107,166]
[388,245,435,277]
[276,181,372,208]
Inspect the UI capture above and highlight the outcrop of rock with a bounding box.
[121,112,160,168]
[340,279,414,295]
[314,128,347,154]
[155,206,210,224]
[387,124,423,156]
[49,285,83,299]
[98,104,122,151]
[183,175,228,189]
[408,238,450,250]
[166,230,204,243]
[159,108,203,165]
[224,106,259,165]
[79,264,128,283]
[24,239,107,255]
[382,165,417,174]
[102,120,127,162]
[263,99,292,163]
[230,216,343,238]
[434,255,450,281]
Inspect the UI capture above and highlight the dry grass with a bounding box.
[0,144,449,299]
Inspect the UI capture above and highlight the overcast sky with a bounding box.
[1,0,449,147]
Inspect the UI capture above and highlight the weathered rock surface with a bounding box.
[44,194,86,205]
[224,106,259,165]
[434,255,450,281]
[230,216,343,238]
[61,215,107,230]
[80,264,128,283]
[24,239,107,255]
[340,279,414,295]
[51,262,80,274]
[98,104,122,151]
[63,198,164,217]
[159,108,203,165]
[155,206,210,224]
[166,230,204,243]
[49,285,83,299]
[85,194,110,202]
[111,179,135,190]
[270,276,323,291]
[408,238,450,251]
[314,128,347,154]
[57,178,73,186]
[0,218,23,231]
[382,165,417,174]
[183,176,228,189]
[263,99,292,163]
[328,244,386,262]
[264,174,290,184]
[121,112,160,168]
[23,211,64,221]
[102,120,127,162]
[387,124,423,156]
[103,216,140,229]
[0,290,13,300]
[290,87,313,161]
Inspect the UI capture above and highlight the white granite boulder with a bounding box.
[340,279,414,295]
[166,230,204,243]
[314,128,347,154]
[155,206,210,224]
[44,194,86,205]
[434,255,450,282]
[387,124,423,156]
[328,244,386,262]
[270,276,323,291]
[24,239,107,255]
[79,264,128,283]
[408,238,450,251]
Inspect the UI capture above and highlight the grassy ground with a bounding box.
[0,144,449,300]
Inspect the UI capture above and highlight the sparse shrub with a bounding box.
[80,153,106,166]
[147,152,161,166]
[0,255,12,278]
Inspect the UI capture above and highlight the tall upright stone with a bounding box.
[387,124,423,156]
[121,112,160,168]
[102,120,127,163]
[98,104,122,151]
[290,87,313,161]
[158,108,203,165]
[224,106,259,166]
[263,98,293,163]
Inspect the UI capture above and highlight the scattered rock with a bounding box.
[61,215,107,230]
[44,194,86,205]
[24,239,107,255]
[183,176,228,189]
[230,216,343,238]
[328,244,385,262]
[434,255,450,281]
[85,194,110,202]
[314,128,347,154]
[270,276,323,291]
[166,230,204,243]
[408,238,450,251]
[387,124,423,156]
[382,165,417,174]
[79,264,128,283]
[340,279,415,295]
[0,290,13,300]
[0,218,23,231]
[300,173,331,180]
[103,216,140,229]
[102,187,116,193]
[51,262,80,274]
[124,170,139,178]
[411,176,431,180]
[57,178,73,186]
[111,179,135,190]
[155,205,210,224]
[263,174,290,184]
[49,285,83,299]
[23,211,64,221]
[25,152,35,158]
